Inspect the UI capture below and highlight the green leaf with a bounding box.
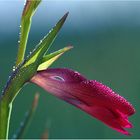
[0,0,41,138]
[24,12,69,68]
[1,12,69,105]
[0,11,69,139]
[16,0,41,66]
[22,0,41,18]
[37,46,73,71]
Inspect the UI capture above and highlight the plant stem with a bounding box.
[0,1,41,139]
[0,100,12,139]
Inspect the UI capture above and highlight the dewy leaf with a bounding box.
[0,1,41,138]
[16,0,41,66]
[24,12,69,68]
[37,46,73,71]
[1,12,69,105]
[22,0,41,18]
[0,12,68,139]
[0,63,38,137]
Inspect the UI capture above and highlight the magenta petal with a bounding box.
[31,68,135,135]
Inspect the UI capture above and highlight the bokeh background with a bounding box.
[0,0,140,139]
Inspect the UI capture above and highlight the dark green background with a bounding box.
[0,0,139,139]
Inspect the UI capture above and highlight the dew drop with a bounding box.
[23,0,26,6]
[12,66,16,72]
[49,29,52,34]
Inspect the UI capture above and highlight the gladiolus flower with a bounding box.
[31,68,135,135]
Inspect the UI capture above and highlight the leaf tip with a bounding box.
[65,11,69,17]
[64,45,73,51]
[60,12,69,23]
[22,0,41,17]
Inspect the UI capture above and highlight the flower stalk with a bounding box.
[0,0,41,138]
[0,100,12,138]
[0,0,69,137]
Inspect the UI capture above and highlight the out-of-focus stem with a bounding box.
[13,93,40,139]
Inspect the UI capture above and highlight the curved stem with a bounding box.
[0,100,12,139]
[0,1,41,139]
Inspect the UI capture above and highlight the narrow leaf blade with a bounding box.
[24,12,69,67]
[37,46,73,71]
[16,0,41,66]
[1,12,69,105]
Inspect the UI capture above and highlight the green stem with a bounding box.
[0,63,37,139]
[0,100,12,139]
[0,1,41,139]
[0,78,23,139]
[0,84,21,139]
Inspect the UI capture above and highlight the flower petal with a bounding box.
[31,68,135,135]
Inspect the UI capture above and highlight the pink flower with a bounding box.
[31,68,135,135]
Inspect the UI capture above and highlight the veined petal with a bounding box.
[31,68,135,135]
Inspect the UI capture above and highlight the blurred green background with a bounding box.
[0,0,140,139]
